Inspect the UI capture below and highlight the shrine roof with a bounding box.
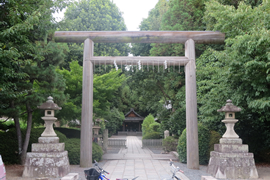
[124,108,144,121]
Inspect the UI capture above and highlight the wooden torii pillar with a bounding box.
[54,31,225,168]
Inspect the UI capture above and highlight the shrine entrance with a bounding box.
[54,31,225,169]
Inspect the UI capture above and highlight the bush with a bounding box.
[0,128,67,164]
[177,124,212,165]
[142,114,155,136]
[162,136,178,152]
[149,122,160,132]
[54,127,80,139]
[65,138,103,164]
[92,143,103,162]
[65,139,80,164]
[142,132,160,139]
[177,129,187,163]
[208,131,221,154]
[0,128,20,164]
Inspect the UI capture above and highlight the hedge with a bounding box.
[142,132,161,139]
[54,127,80,139]
[177,124,220,165]
[65,138,103,164]
[0,128,67,164]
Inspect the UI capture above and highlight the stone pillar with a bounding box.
[185,39,199,169]
[164,130,169,139]
[80,38,94,167]
[103,129,108,152]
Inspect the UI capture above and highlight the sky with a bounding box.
[53,0,159,31]
[112,0,159,31]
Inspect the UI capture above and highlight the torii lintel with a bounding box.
[54,31,225,44]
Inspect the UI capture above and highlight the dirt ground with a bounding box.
[5,163,270,180]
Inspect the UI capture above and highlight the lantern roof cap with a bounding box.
[37,96,62,110]
[217,99,241,112]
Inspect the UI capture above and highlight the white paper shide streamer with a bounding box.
[138,60,141,70]
[164,60,167,69]
[114,60,118,71]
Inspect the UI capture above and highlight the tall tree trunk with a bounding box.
[14,117,22,157]
[20,101,33,165]
[12,101,23,164]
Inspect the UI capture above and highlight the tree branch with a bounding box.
[157,80,171,103]
[0,117,10,123]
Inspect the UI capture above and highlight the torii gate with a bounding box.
[54,31,225,169]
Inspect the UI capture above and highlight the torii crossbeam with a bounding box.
[54,31,225,169]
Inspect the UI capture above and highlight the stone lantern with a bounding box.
[207,99,258,179]
[37,96,62,138]
[93,119,102,143]
[218,99,241,141]
[93,118,102,136]
[22,96,70,178]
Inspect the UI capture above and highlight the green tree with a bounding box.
[149,0,207,57]
[131,0,169,56]
[103,107,125,136]
[197,0,270,160]
[60,0,130,69]
[129,0,208,137]
[57,61,127,122]
[0,0,69,164]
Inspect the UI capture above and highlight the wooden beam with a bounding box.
[80,38,94,167]
[87,56,189,66]
[54,31,225,44]
[185,39,199,169]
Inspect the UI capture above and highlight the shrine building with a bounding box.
[122,108,144,132]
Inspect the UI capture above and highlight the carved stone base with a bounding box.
[22,138,70,178]
[207,138,258,179]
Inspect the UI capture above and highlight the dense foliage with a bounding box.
[177,124,220,165]
[57,61,127,123]
[54,127,81,139]
[60,0,130,69]
[197,0,270,161]
[0,0,69,164]
[65,139,103,164]
[55,0,129,134]
[142,132,161,140]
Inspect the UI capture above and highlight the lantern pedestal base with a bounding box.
[207,138,258,179]
[22,137,70,178]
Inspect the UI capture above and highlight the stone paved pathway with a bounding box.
[101,136,188,180]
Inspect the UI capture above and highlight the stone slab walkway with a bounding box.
[101,136,188,180]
